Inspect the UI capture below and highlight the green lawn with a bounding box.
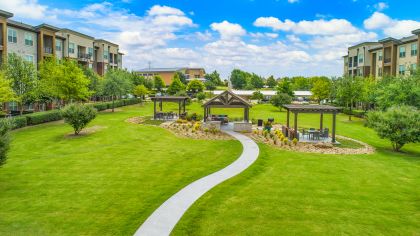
[1,101,419,235]
[171,103,420,235]
[0,104,242,235]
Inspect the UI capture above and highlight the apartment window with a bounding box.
[378,67,383,77]
[103,49,109,60]
[378,51,383,61]
[7,28,17,43]
[89,63,93,69]
[358,53,364,63]
[399,65,405,75]
[348,57,352,67]
[68,43,75,54]
[399,46,406,58]
[56,40,62,51]
[8,101,18,111]
[24,33,33,46]
[88,47,93,58]
[24,55,34,63]
[411,43,417,56]
[358,68,363,76]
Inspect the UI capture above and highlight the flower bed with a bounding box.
[247,127,374,155]
[160,120,233,140]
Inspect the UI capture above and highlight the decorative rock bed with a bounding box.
[247,128,374,155]
[160,121,233,140]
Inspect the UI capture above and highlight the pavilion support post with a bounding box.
[286,109,290,137]
[320,113,324,130]
[204,106,207,122]
[244,107,249,122]
[294,112,298,140]
[183,100,186,113]
[159,100,162,111]
[332,112,336,143]
[153,99,157,120]
[178,101,181,116]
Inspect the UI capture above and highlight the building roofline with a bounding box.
[378,37,401,44]
[412,28,420,35]
[0,9,13,18]
[7,19,37,32]
[94,39,119,47]
[59,28,95,40]
[35,23,61,32]
[348,42,379,49]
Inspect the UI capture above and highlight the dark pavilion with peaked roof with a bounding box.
[151,96,189,120]
[283,104,341,143]
[203,90,252,122]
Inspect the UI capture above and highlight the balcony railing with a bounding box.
[384,58,391,64]
[44,47,53,54]
[78,52,92,60]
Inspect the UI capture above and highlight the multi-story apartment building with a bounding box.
[344,29,420,78]
[0,9,123,75]
[136,67,206,85]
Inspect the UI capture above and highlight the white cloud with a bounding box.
[250,32,279,39]
[148,5,185,16]
[0,0,50,20]
[288,0,299,3]
[364,12,420,38]
[374,2,389,11]
[210,21,246,40]
[254,17,359,35]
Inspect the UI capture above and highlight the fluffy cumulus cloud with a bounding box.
[210,21,246,40]
[373,2,389,11]
[364,12,420,38]
[0,0,50,20]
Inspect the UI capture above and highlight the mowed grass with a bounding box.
[0,104,242,235]
[170,102,420,235]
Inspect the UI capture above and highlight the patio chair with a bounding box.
[301,129,308,139]
[313,131,320,140]
[323,128,329,139]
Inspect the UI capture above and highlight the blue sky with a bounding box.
[1,0,420,78]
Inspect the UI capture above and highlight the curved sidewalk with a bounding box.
[134,130,260,236]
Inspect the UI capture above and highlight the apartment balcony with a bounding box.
[384,58,392,64]
[77,52,92,61]
[44,47,53,55]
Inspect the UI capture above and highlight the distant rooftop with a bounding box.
[136,68,185,73]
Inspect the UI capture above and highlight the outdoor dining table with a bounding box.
[308,130,321,140]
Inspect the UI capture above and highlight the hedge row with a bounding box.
[2,98,142,130]
[342,108,366,118]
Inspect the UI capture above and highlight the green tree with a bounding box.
[311,78,331,104]
[62,104,97,135]
[251,91,264,102]
[167,77,185,95]
[276,78,294,97]
[153,75,165,92]
[204,80,216,91]
[0,72,16,103]
[101,69,131,112]
[270,93,292,111]
[186,79,205,95]
[291,76,311,90]
[196,92,206,101]
[39,58,91,104]
[375,75,420,110]
[4,53,38,115]
[0,119,12,166]
[250,73,265,89]
[367,106,420,151]
[266,75,277,88]
[230,69,247,89]
[133,84,149,99]
[174,71,188,84]
[336,76,364,121]
[82,67,102,100]
[205,70,223,86]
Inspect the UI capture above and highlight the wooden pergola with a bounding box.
[203,90,252,122]
[283,104,341,143]
[151,96,189,119]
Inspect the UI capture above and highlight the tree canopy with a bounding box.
[167,77,185,95]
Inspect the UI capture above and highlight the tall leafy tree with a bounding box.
[204,80,216,91]
[174,71,188,85]
[276,78,294,97]
[311,77,331,104]
[0,72,16,104]
[270,93,292,111]
[101,69,131,112]
[4,53,37,115]
[186,79,205,95]
[153,75,165,92]
[266,75,277,88]
[336,76,364,121]
[291,76,312,90]
[375,74,420,110]
[250,73,265,89]
[205,70,223,86]
[167,77,185,95]
[82,67,102,101]
[133,84,149,100]
[230,69,247,89]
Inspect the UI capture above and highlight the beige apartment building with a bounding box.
[136,67,206,85]
[344,29,420,78]
[0,9,123,76]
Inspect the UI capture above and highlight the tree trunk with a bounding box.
[348,99,353,121]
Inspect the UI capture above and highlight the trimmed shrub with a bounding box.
[12,116,28,129]
[0,119,12,166]
[62,104,97,135]
[25,110,62,125]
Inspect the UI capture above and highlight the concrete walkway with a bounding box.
[134,129,259,236]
